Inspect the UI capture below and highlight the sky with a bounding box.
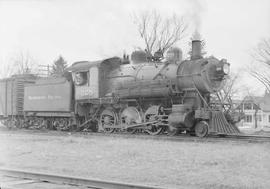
[0,0,269,96]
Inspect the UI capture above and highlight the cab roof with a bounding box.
[67,57,121,72]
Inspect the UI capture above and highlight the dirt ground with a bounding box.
[0,127,270,189]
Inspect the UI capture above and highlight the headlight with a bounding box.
[223,63,230,75]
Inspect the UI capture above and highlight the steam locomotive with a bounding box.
[0,40,240,137]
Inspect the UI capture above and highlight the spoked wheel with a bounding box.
[195,121,209,137]
[99,108,118,133]
[144,106,163,135]
[120,107,142,134]
[144,114,162,135]
[145,124,162,135]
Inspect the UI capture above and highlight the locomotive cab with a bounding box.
[67,57,122,101]
[71,66,98,100]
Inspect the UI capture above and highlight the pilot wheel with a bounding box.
[194,121,209,137]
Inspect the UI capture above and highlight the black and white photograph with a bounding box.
[0,0,269,188]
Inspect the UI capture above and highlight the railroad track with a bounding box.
[217,133,270,142]
[0,168,164,189]
[107,132,270,143]
[1,126,270,143]
[84,132,270,143]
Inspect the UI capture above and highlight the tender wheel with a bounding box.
[29,118,44,129]
[54,118,69,131]
[99,108,118,133]
[45,119,53,130]
[53,119,61,130]
[6,119,13,129]
[1,120,8,127]
[120,107,142,134]
[195,121,209,137]
[16,118,24,129]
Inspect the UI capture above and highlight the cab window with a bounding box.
[74,72,88,86]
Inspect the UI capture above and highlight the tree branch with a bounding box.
[133,11,187,57]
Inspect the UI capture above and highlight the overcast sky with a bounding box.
[0,0,269,96]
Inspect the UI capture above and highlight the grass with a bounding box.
[0,130,270,188]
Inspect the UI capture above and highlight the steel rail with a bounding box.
[66,131,270,143]
[1,127,270,143]
[216,133,270,141]
[54,129,270,143]
[221,133,270,139]
[0,168,165,189]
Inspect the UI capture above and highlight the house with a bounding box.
[236,92,270,129]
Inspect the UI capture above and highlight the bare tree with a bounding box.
[0,52,37,79]
[0,61,14,79]
[249,38,270,92]
[12,52,36,75]
[211,72,241,114]
[216,72,240,105]
[212,72,247,124]
[252,38,270,65]
[133,11,188,58]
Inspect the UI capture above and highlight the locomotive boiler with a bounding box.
[109,40,229,98]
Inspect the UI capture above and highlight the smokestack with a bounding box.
[191,40,202,60]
